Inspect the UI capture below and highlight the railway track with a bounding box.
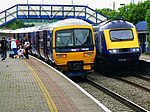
[75,71,150,112]
[111,75,150,92]
[30,56,150,111]
[77,79,134,112]
[85,78,149,112]
[133,74,150,82]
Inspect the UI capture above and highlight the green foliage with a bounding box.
[96,8,120,20]
[96,0,150,48]
[3,20,25,30]
[1,20,35,30]
[96,0,150,25]
[24,23,35,27]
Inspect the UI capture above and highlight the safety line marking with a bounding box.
[23,60,58,112]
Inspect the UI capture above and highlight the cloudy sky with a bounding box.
[0,0,146,12]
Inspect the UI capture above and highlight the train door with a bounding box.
[30,32,36,54]
[96,31,104,54]
[27,33,31,44]
[36,31,40,56]
[27,33,32,54]
[39,31,44,58]
[43,30,48,60]
[46,30,54,63]
[18,33,24,44]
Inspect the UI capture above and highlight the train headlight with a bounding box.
[113,49,117,53]
[133,48,136,52]
[136,48,140,52]
[109,50,113,53]
[84,52,94,57]
[131,48,140,52]
[109,49,118,54]
[56,54,67,58]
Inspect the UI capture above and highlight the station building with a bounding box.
[136,21,149,54]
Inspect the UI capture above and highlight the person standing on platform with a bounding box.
[23,38,30,59]
[10,37,18,58]
[16,39,20,49]
[0,37,8,61]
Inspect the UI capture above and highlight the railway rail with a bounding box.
[112,76,150,92]
[74,70,150,112]
[133,74,150,82]
[29,54,150,112]
[76,79,134,112]
[85,78,149,112]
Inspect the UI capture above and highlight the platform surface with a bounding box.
[0,56,110,112]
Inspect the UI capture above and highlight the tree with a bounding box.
[96,1,150,25]
[96,0,150,50]
[96,8,120,20]
[1,20,35,30]
[3,20,25,30]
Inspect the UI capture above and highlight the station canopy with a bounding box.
[136,21,148,31]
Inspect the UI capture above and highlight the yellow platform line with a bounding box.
[23,60,58,112]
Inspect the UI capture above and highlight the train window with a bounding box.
[56,30,73,47]
[110,29,133,41]
[74,29,92,46]
[56,29,93,48]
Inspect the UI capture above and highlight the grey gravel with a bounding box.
[87,72,150,111]
[78,75,135,112]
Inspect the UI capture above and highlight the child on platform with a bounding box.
[17,45,24,58]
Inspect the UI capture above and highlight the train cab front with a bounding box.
[53,27,96,76]
[103,26,141,69]
[54,51,95,77]
[104,48,141,69]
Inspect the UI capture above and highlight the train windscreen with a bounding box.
[56,28,93,48]
[110,29,133,41]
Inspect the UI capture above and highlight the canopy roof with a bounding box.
[136,21,148,31]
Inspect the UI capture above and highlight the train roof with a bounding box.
[99,20,135,30]
[10,26,41,33]
[9,19,92,33]
[40,18,92,30]
[0,29,11,33]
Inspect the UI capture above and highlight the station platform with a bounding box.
[0,56,110,112]
[140,54,150,61]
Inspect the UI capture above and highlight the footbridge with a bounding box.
[0,4,107,27]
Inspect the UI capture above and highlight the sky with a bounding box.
[0,0,147,12]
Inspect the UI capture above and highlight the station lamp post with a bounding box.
[120,4,126,12]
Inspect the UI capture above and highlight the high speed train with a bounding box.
[16,18,96,76]
[93,20,141,72]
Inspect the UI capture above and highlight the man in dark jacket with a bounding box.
[0,37,8,61]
